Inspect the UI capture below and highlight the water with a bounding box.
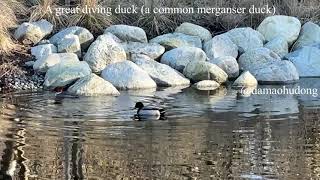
[0,79,320,179]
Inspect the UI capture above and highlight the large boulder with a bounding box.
[49,26,94,50]
[257,15,301,45]
[208,56,239,78]
[31,44,57,61]
[238,47,281,72]
[175,22,212,42]
[183,61,228,83]
[33,53,79,73]
[193,80,220,90]
[132,54,190,87]
[84,34,126,73]
[264,36,288,58]
[104,25,147,43]
[225,27,265,54]
[251,60,299,84]
[160,47,207,72]
[232,71,257,88]
[292,22,320,50]
[14,19,53,45]
[285,46,320,77]
[57,34,81,57]
[121,42,165,59]
[203,34,238,59]
[150,33,202,50]
[44,61,91,89]
[68,74,120,96]
[101,61,157,90]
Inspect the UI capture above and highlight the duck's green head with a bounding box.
[134,102,144,109]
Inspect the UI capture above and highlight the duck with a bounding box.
[134,102,166,120]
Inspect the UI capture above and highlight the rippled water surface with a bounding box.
[1,79,320,179]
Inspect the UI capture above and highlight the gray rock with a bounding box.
[31,44,57,61]
[150,33,202,50]
[122,42,165,59]
[264,36,288,58]
[183,61,228,83]
[175,22,212,42]
[232,71,257,88]
[84,34,126,73]
[44,61,91,88]
[49,26,94,50]
[68,74,120,96]
[160,47,207,72]
[14,19,53,45]
[132,54,190,87]
[104,25,147,43]
[33,53,79,73]
[238,47,281,72]
[57,34,81,57]
[101,61,157,90]
[208,56,239,78]
[285,46,320,77]
[292,22,320,50]
[203,34,238,59]
[193,80,220,90]
[225,27,265,54]
[24,61,35,67]
[251,60,299,84]
[257,15,301,45]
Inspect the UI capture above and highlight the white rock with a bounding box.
[33,53,79,73]
[160,47,207,72]
[104,25,147,43]
[57,34,81,57]
[193,80,220,90]
[292,21,320,50]
[175,22,212,42]
[257,15,301,45]
[150,33,202,50]
[44,61,91,88]
[84,34,126,73]
[14,19,53,45]
[122,42,165,59]
[132,54,190,87]
[31,44,57,61]
[232,71,257,87]
[264,36,288,58]
[101,61,157,90]
[68,74,120,96]
[208,56,239,78]
[203,34,238,59]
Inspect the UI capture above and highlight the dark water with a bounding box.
[0,79,320,180]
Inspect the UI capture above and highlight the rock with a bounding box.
[24,61,35,67]
[150,33,202,50]
[257,15,301,45]
[251,60,299,84]
[238,47,281,72]
[208,56,239,78]
[49,26,94,50]
[101,61,157,90]
[264,36,288,58]
[57,34,81,57]
[292,22,320,50]
[131,54,190,87]
[175,22,212,42]
[203,34,238,59]
[160,47,207,72]
[122,42,165,59]
[31,44,57,61]
[225,27,265,54]
[33,53,79,73]
[44,61,91,89]
[38,39,50,45]
[68,74,120,96]
[193,80,220,90]
[183,61,228,83]
[285,46,320,77]
[84,34,126,73]
[14,19,53,45]
[232,71,257,87]
[104,25,147,43]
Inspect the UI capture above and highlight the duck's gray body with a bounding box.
[134,102,165,120]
